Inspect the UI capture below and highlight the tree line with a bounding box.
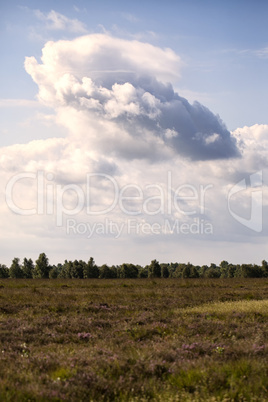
[0,253,268,279]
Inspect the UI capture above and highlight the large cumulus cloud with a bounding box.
[2,33,268,265]
[25,33,239,161]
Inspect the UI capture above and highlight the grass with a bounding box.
[181,299,268,315]
[0,278,267,401]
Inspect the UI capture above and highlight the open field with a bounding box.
[0,278,267,401]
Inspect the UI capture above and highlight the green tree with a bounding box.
[148,260,161,278]
[220,260,229,278]
[111,265,118,278]
[9,258,24,278]
[199,265,209,278]
[22,258,34,278]
[182,264,191,278]
[49,266,59,279]
[33,253,50,278]
[240,264,262,278]
[83,257,99,278]
[234,264,242,277]
[227,264,236,278]
[174,263,186,278]
[70,260,84,278]
[99,264,116,279]
[169,262,179,277]
[189,265,199,278]
[161,263,170,278]
[205,268,220,278]
[58,261,72,278]
[0,264,9,278]
[118,263,138,278]
[261,260,268,277]
[138,265,148,278]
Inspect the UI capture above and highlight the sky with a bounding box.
[1,0,268,267]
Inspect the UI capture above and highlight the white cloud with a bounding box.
[25,33,181,91]
[1,122,268,265]
[34,9,87,33]
[24,33,239,161]
[204,133,220,145]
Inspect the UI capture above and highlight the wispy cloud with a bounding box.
[220,46,268,59]
[34,9,87,33]
[111,24,158,42]
[120,12,140,23]
[255,46,268,58]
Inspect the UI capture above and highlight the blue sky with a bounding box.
[1,0,268,266]
[1,0,268,135]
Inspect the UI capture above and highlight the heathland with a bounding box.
[0,278,267,401]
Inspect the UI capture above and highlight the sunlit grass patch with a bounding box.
[50,366,76,381]
[180,299,268,315]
